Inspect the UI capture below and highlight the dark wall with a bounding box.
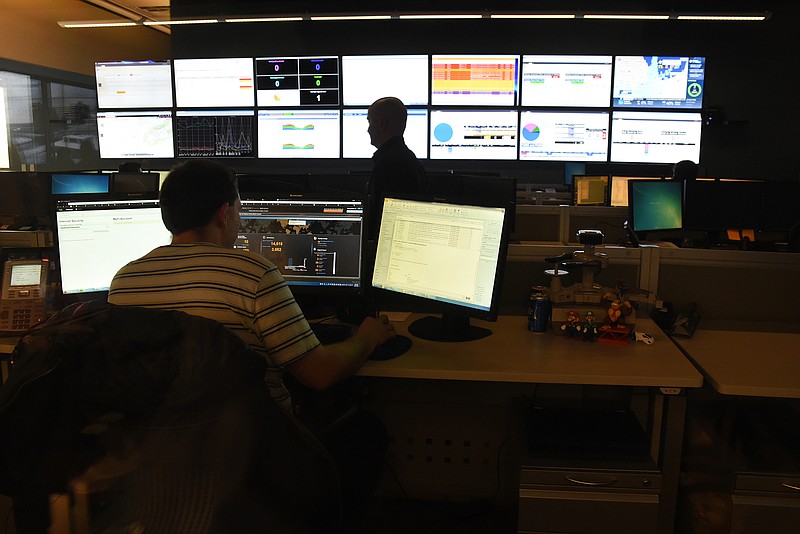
[170,3,798,183]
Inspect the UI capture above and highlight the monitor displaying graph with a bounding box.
[255,56,339,106]
[257,109,340,158]
[519,111,609,162]
[429,109,518,160]
[520,55,612,107]
[431,54,520,106]
[176,110,255,157]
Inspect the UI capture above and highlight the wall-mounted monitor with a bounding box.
[96,110,174,159]
[613,56,705,109]
[429,109,518,160]
[609,175,662,207]
[236,198,364,293]
[519,110,609,162]
[342,107,428,159]
[173,57,254,107]
[257,109,340,158]
[372,195,511,342]
[610,111,702,164]
[572,175,609,206]
[431,54,520,106]
[628,179,684,233]
[520,55,612,107]
[54,197,171,294]
[255,56,339,107]
[175,110,255,157]
[342,55,429,106]
[95,60,173,109]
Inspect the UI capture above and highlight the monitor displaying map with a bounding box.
[613,56,705,109]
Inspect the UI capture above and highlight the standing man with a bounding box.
[366,96,428,240]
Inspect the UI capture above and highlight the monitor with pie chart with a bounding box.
[519,111,609,161]
[429,109,519,160]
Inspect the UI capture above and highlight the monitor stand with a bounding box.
[408,313,492,342]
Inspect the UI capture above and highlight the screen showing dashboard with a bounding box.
[613,56,705,109]
[610,111,702,164]
[173,57,255,107]
[519,110,609,162]
[257,109,341,158]
[95,60,173,109]
[236,198,364,292]
[96,111,174,159]
[255,56,339,106]
[520,55,612,107]
[430,109,518,160]
[431,54,520,106]
[175,110,255,157]
[54,197,172,294]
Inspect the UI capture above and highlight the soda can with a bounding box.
[528,293,551,332]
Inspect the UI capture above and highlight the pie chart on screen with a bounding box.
[522,123,540,141]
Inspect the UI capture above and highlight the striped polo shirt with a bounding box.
[108,243,320,412]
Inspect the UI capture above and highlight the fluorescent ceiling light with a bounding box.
[584,14,671,20]
[142,19,219,25]
[58,20,138,28]
[677,15,768,21]
[309,15,392,21]
[399,14,483,20]
[225,16,303,23]
[491,14,575,19]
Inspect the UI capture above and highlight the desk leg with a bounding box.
[657,389,687,534]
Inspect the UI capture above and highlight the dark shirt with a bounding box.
[367,135,427,239]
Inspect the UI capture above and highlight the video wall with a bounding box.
[94,55,705,165]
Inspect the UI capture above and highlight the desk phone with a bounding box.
[0,259,49,332]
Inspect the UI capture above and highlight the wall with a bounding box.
[0,0,170,77]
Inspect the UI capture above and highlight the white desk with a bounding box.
[358,314,702,534]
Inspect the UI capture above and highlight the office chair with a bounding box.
[0,302,341,533]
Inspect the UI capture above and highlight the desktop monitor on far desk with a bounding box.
[371,195,511,343]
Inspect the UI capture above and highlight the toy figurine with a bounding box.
[560,310,580,339]
[605,297,633,327]
[581,311,599,342]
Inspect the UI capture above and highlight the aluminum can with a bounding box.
[528,292,551,332]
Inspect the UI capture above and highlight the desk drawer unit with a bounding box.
[518,467,661,534]
[731,472,800,534]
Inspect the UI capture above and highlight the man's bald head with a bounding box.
[367,97,408,148]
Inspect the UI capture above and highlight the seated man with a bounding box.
[108,159,395,529]
[109,159,395,414]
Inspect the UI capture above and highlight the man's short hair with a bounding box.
[159,159,238,234]
[370,97,408,134]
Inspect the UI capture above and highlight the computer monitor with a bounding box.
[683,179,765,231]
[429,109,519,160]
[628,180,683,234]
[54,196,172,294]
[235,197,365,295]
[175,110,255,158]
[518,110,609,162]
[572,175,609,206]
[613,56,705,109]
[371,195,511,342]
[51,173,110,195]
[95,60,173,109]
[341,55,428,106]
[609,175,663,207]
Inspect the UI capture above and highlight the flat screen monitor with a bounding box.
[257,109,341,158]
[609,176,662,207]
[51,173,110,195]
[94,60,173,109]
[628,180,683,234]
[519,111,609,162]
[761,181,800,232]
[54,197,172,294]
[683,179,765,231]
[111,172,160,193]
[342,107,428,159]
[431,54,520,106]
[572,175,609,206]
[255,56,339,107]
[96,110,174,159]
[613,56,705,109]
[430,109,518,160]
[520,55,612,107]
[236,197,364,293]
[173,57,255,108]
[610,111,702,164]
[342,55,429,106]
[175,110,255,157]
[371,195,510,342]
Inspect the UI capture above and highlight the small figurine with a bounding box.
[560,310,580,339]
[605,298,633,327]
[581,311,599,342]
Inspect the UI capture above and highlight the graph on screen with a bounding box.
[176,110,254,157]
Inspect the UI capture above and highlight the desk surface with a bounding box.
[673,326,800,398]
[359,314,703,388]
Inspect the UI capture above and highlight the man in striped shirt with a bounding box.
[108,159,396,414]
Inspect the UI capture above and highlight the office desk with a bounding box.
[358,314,702,534]
[673,324,800,534]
